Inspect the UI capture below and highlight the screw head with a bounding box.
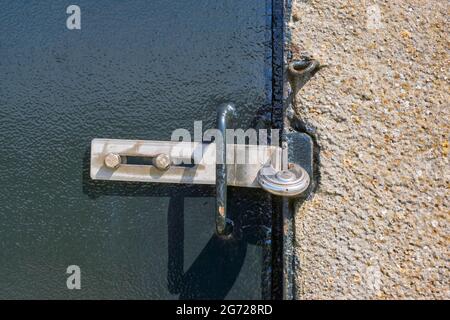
[153,153,171,171]
[104,153,121,169]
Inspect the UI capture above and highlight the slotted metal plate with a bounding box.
[91,138,282,188]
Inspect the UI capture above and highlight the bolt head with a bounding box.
[104,153,121,169]
[153,153,171,171]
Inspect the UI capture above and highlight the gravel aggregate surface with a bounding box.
[289,0,449,299]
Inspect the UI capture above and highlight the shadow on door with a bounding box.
[82,148,271,299]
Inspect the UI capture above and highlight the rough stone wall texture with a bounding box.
[290,0,449,299]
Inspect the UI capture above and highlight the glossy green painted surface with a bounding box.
[0,1,273,299]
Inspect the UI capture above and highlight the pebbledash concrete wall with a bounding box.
[289,0,449,299]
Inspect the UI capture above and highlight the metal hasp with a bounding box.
[90,139,282,186]
[90,105,312,238]
[215,103,237,236]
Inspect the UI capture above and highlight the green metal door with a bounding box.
[0,0,276,299]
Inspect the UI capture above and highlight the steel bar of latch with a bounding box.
[215,103,236,236]
[90,139,282,186]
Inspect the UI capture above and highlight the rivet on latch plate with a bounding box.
[153,153,171,171]
[104,153,122,169]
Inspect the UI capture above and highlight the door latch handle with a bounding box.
[215,103,236,236]
[90,103,310,237]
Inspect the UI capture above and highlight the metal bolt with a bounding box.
[104,153,121,169]
[153,153,171,171]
